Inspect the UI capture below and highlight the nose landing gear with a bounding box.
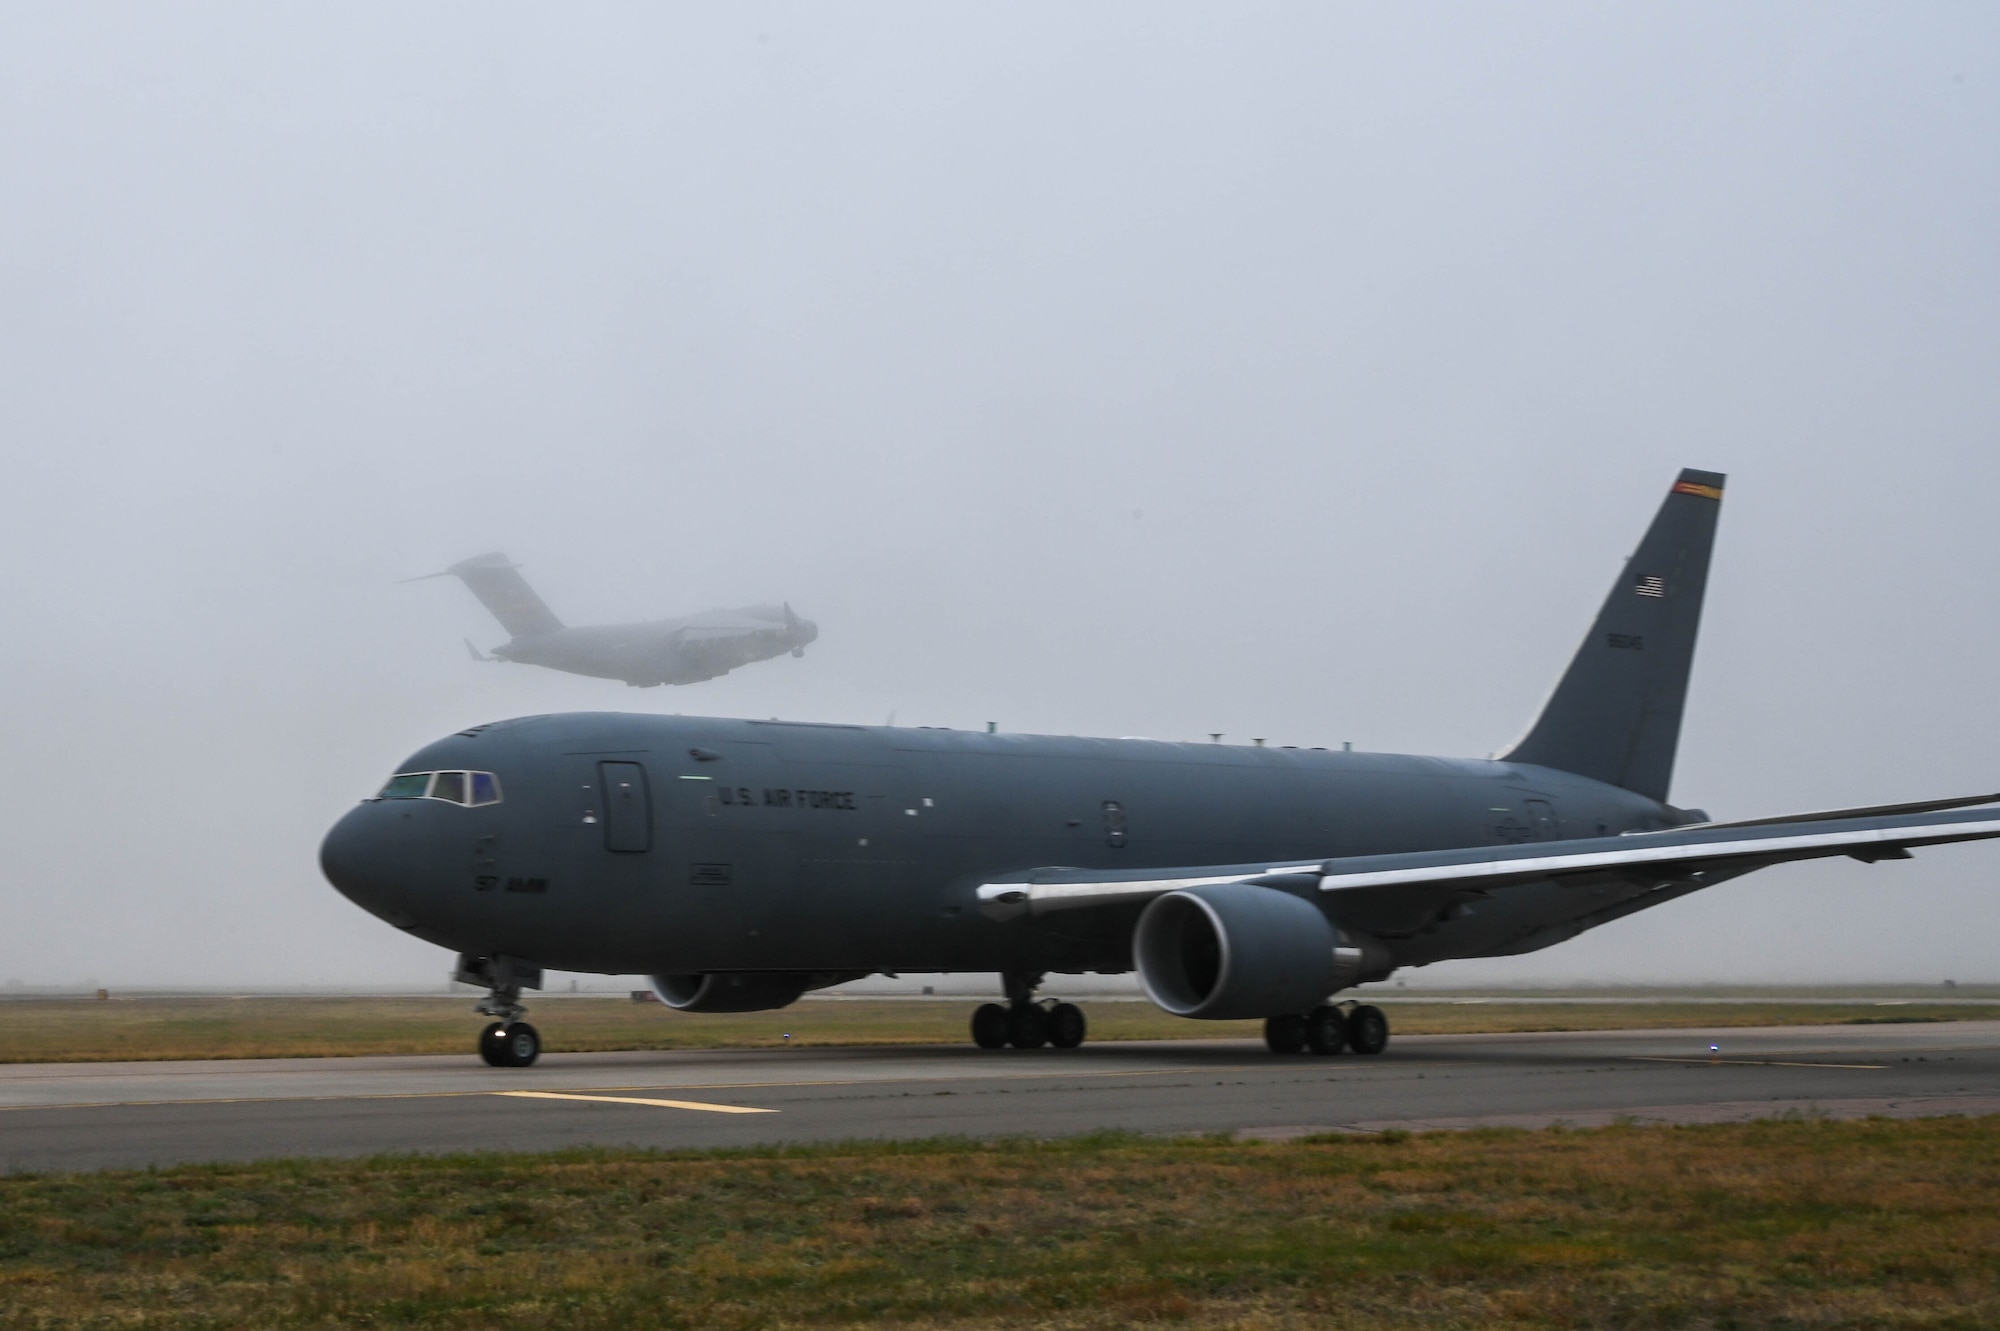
[479,1020,542,1068]
[1264,1002,1389,1056]
[456,953,545,1068]
[969,972,1088,1050]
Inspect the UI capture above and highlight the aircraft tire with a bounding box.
[1047,1002,1086,1049]
[971,1003,1009,1049]
[1263,1013,1308,1055]
[1005,1004,1050,1050]
[497,1022,541,1068]
[1347,1005,1389,1055]
[1305,1005,1347,1056]
[478,1021,512,1066]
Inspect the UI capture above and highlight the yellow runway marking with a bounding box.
[0,1066,1228,1113]
[525,1066,1254,1095]
[1630,1057,1886,1070]
[495,1090,776,1114]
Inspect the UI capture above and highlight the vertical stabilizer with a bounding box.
[1500,469,1725,802]
[441,553,564,638]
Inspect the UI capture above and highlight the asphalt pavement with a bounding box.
[4,1020,1997,1174]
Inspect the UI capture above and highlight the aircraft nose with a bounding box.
[320,803,423,931]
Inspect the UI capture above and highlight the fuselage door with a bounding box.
[1102,800,1128,849]
[599,761,652,853]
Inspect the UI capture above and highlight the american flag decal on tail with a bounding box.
[1634,575,1666,598]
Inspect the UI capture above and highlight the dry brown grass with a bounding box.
[2,1116,1998,1328]
[3,995,1993,1063]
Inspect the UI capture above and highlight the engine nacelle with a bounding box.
[1134,882,1384,1020]
[647,969,867,1013]
[648,972,811,1013]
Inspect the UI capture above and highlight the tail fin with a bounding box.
[407,552,564,638]
[1500,469,1725,802]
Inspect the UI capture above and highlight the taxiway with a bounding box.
[4,1021,1997,1174]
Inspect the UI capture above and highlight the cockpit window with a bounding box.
[376,771,503,805]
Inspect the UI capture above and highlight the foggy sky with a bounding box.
[3,3,1996,989]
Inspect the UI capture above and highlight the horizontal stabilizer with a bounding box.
[1309,799,2000,894]
[1688,792,2000,831]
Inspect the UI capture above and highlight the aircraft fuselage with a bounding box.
[492,611,816,687]
[320,711,1684,981]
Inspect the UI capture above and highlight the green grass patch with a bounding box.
[2,1117,1998,1327]
[5,995,1998,1063]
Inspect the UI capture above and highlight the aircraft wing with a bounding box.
[666,612,784,641]
[673,623,765,641]
[974,797,2000,928]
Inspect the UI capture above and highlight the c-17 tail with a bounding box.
[1501,468,1725,804]
[403,552,564,639]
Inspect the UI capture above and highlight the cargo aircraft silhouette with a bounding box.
[406,552,817,687]
[329,471,2000,1067]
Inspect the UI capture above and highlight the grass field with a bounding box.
[2,995,1995,1063]
[2,1117,1997,1328]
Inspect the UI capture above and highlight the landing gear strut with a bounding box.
[970,972,1088,1051]
[1264,1002,1389,1056]
[456,953,544,1068]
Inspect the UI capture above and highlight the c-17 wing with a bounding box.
[974,797,2000,931]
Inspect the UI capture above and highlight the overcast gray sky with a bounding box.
[2,3,1996,989]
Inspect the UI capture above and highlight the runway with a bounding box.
[5,1021,1998,1174]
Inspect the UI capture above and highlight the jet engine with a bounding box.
[649,972,810,1012]
[1133,882,1385,1020]
[648,970,867,1013]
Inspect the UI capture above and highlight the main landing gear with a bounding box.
[457,952,543,1068]
[1264,1003,1389,1056]
[970,972,1088,1050]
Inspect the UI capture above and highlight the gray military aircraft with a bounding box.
[328,470,2000,1067]
[407,552,818,687]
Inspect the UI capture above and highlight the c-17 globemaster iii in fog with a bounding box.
[331,471,2000,1068]
[406,552,817,688]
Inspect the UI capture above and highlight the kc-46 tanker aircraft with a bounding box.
[325,470,2000,1067]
